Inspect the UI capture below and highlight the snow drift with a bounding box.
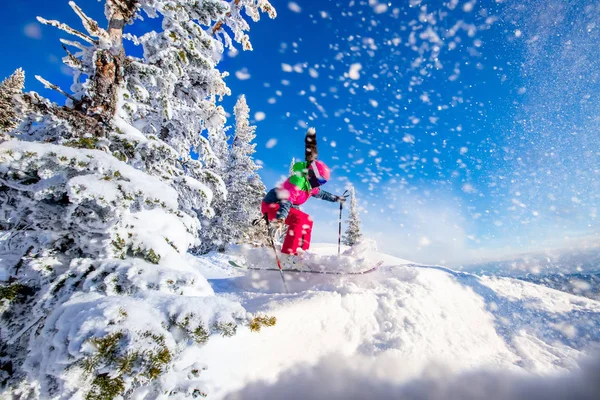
[189,244,600,399]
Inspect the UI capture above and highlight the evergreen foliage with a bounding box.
[0,1,276,398]
[342,186,363,246]
[198,95,267,252]
[0,68,24,134]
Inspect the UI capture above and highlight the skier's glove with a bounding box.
[336,193,350,203]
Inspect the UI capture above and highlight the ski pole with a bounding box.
[338,190,348,256]
[264,214,289,293]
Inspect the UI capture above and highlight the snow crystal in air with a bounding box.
[282,63,293,72]
[227,48,239,58]
[235,68,251,80]
[515,29,523,38]
[463,1,475,13]
[373,3,388,14]
[462,183,476,193]
[369,99,379,108]
[288,2,301,13]
[255,112,266,121]
[348,63,362,80]
[24,22,42,39]
[419,237,431,246]
[266,139,278,148]
[309,68,319,78]
[460,147,468,155]
[403,134,415,144]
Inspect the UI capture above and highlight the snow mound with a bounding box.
[188,245,600,399]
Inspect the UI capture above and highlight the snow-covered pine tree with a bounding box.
[0,1,276,398]
[197,95,266,252]
[343,186,363,246]
[0,68,24,136]
[228,95,267,246]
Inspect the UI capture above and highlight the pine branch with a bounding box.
[35,75,78,102]
[37,16,97,44]
[68,1,107,39]
[0,68,25,133]
[60,38,89,52]
[61,44,84,70]
[211,0,241,35]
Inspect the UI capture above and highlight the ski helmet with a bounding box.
[308,160,330,187]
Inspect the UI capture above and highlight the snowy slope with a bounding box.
[186,244,600,399]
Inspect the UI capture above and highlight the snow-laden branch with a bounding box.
[68,1,108,40]
[36,16,97,44]
[34,75,78,102]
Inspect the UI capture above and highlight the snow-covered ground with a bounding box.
[185,243,600,399]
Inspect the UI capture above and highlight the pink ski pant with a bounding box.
[261,202,313,255]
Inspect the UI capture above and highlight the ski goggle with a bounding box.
[308,161,327,187]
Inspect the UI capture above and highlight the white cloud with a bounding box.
[24,22,42,39]
[235,68,251,80]
[288,2,301,13]
[255,111,266,121]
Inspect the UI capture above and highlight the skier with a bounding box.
[261,159,346,256]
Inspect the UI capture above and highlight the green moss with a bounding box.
[86,374,125,400]
[113,171,122,179]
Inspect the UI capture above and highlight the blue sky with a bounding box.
[2,0,599,266]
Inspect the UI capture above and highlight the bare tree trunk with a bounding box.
[88,0,138,123]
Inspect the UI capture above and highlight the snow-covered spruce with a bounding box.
[0,0,276,398]
[288,156,296,177]
[0,69,25,136]
[198,95,267,252]
[342,186,362,247]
